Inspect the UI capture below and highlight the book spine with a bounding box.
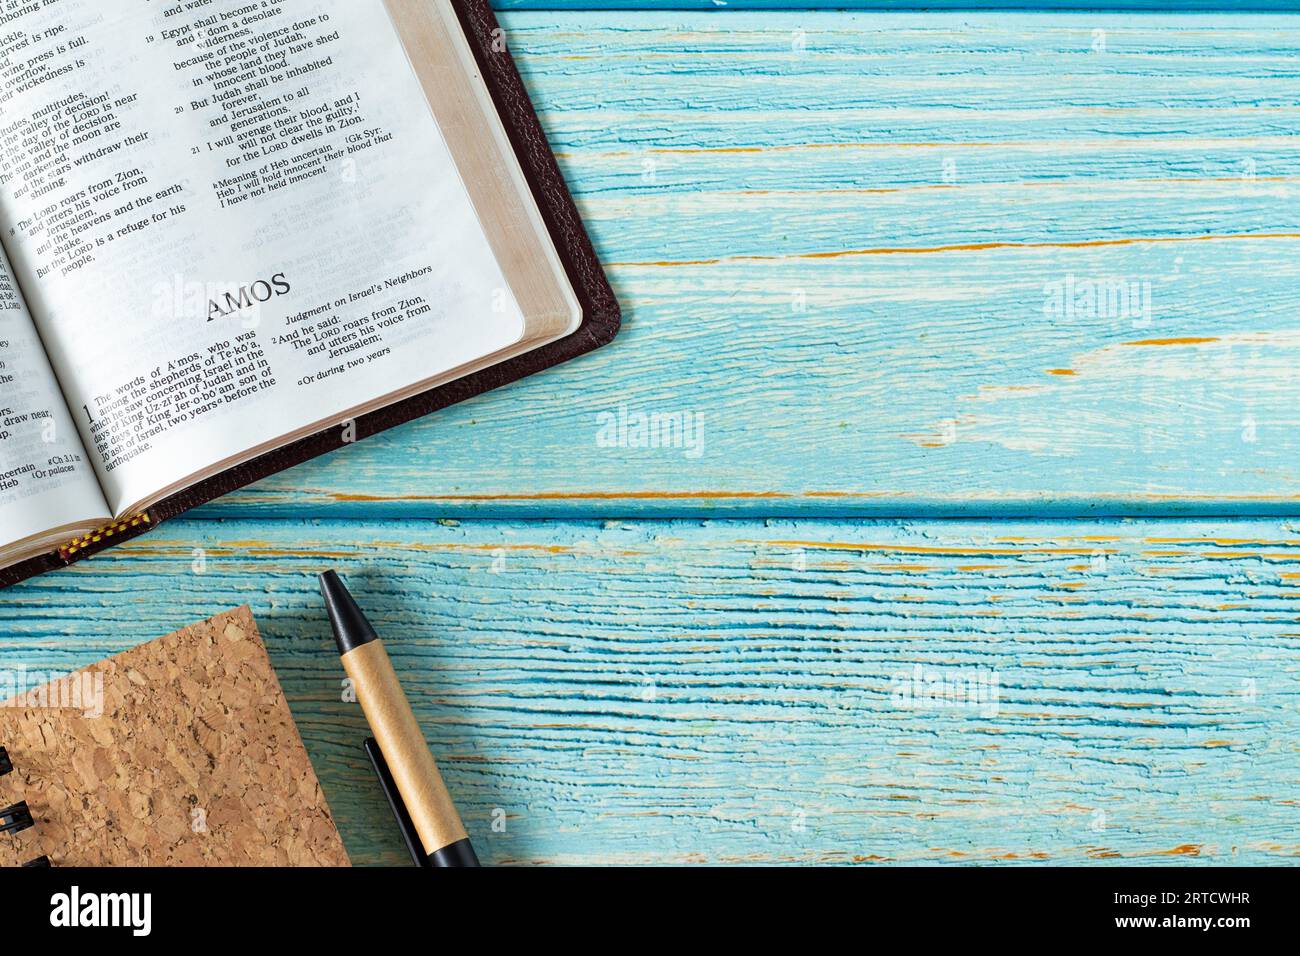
[58,512,154,562]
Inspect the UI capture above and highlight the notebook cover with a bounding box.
[0,607,350,866]
[0,0,620,590]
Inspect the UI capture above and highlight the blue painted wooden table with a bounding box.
[3,8,1299,865]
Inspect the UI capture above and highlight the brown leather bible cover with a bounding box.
[0,0,619,590]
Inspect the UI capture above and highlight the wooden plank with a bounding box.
[496,3,1299,11]
[199,12,1300,519]
[4,517,1295,864]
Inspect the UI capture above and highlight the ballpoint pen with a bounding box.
[320,570,479,867]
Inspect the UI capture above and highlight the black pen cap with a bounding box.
[320,570,380,654]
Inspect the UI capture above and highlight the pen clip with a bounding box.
[364,737,431,868]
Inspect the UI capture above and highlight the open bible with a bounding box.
[0,0,618,585]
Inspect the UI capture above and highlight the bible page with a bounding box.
[0,253,109,562]
[0,0,529,515]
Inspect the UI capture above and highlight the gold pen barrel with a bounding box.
[341,640,468,855]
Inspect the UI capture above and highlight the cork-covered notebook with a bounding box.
[0,607,349,867]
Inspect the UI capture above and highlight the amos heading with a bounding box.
[208,272,290,321]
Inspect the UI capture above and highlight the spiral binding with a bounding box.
[0,802,33,835]
[0,746,51,867]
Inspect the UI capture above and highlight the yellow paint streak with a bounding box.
[1144,550,1300,560]
[1047,369,1077,376]
[725,174,1300,198]
[758,540,1117,557]
[118,539,635,558]
[616,233,1300,268]
[304,491,1300,505]
[333,489,800,502]
[1122,336,1221,347]
[580,140,1300,158]
[1145,537,1295,545]
[1154,844,1204,857]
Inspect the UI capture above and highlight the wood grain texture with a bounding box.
[3,518,1295,865]
[191,12,1300,519]
[5,11,1297,869]
[495,3,1299,11]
